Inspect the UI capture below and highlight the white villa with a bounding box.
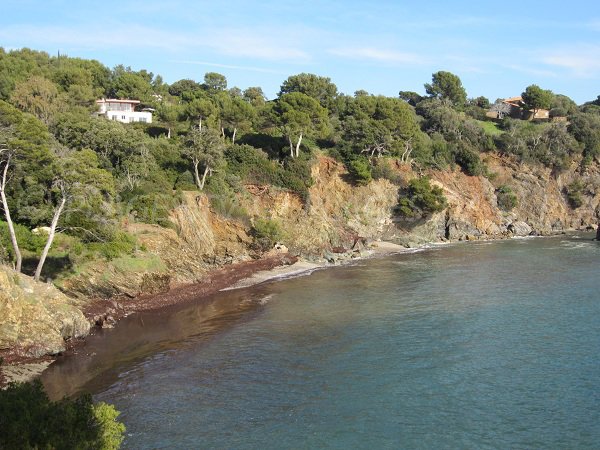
[95,98,153,124]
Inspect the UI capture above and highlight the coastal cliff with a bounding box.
[1,153,599,373]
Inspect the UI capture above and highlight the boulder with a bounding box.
[0,266,90,358]
[507,221,533,236]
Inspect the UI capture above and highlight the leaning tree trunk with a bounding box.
[0,158,22,272]
[289,136,294,158]
[232,127,237,145]
[294,132,303,158]
[0,188,21,272]
[167,127,171,139]
[34,196,66,281]
[193,160,202,190]
[199,166,210,191]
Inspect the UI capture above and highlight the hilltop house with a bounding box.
[486,96,550,121]
[95,98,153,124]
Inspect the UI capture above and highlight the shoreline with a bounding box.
[0,232,586,387]
[0,241,408,386]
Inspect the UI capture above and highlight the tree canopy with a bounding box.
[424,71,467,107]
[521,85,554,116]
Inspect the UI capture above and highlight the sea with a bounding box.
[41,234,600,449]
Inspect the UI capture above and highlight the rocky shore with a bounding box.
[0,241,409,386]
[2,153,600,387]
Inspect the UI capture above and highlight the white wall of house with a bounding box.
[96,99,153,124]
[106,110,152,123]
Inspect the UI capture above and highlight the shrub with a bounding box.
[0,220,47,262]
[225,144,313,198]
[453,145,483,176]
[124,192,181,227]
[396,177,447,218]
[566,180,584,208]
[348,158,372,185]
[371,159,401,184]
[87,231,137,261]
[251,218,284,251]
[0,380,125,449]
[0,241,8,264]
[496,185,518,211]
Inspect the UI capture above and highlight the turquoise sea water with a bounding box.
[42,235,600,449]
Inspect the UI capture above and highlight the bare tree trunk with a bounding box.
[289,136,294,158]
[193,160,202,189]
[198,118,202,131]
[167,127,171,139]
[199,165,210,191]
[295,132,303,158]
[35,196,66,281]
[232,127,237,145]
[0,155,21,272]
[221,127,225,139]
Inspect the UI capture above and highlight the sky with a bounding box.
[1,0,600,103]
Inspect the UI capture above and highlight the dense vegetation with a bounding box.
[0,47,598,279]
[0,380,125,449]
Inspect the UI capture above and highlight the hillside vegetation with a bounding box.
[0,47,599,285]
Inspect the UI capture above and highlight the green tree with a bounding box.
[35,148,115,280]
[183,126,226,190]
[568,112,600,162]
[184,96,217,130]
[220,96,255,144]
[340,95,421,163]
[272,92,330,158]
[0,129,22,272]
[0,380,125,449]
[550,94,578,117]
[396,176,447,218]
[110,70,153,102]
[398,90,423,106]
[279,73,339,110]
[10,75,61,125]
[521,85,554,119]
[243,86,266,107]
[424,71,467,108]
[169,78,203,97]
[203,72,227,92]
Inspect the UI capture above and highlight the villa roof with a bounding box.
[96,98,141,104]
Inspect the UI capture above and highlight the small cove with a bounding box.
[42,235,600,449]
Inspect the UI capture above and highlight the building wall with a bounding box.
[105,110,152,124]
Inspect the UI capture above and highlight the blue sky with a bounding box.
[2,0,600,103]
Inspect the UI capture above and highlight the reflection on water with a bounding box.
[42,287,275,399]
[42,234,600,449]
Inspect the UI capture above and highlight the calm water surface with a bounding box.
[42,235,600,449]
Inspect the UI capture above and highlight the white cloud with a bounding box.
[169,60,285,74]
[0,23,311,63]
[539,45,600,77]
[329,47,426,65]
[499,63,559,79]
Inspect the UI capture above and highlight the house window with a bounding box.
[111,115,118,120]
[122,115,126,120]
[139,117,147,123]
